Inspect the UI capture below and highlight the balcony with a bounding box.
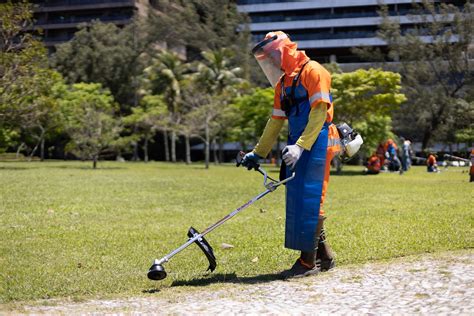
[35,19,131,31]
[33,0,135,13]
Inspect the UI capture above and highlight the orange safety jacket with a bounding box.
[427,155,437,166]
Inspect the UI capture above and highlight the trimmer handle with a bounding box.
[236,151,260,170]
[236,151,245,167]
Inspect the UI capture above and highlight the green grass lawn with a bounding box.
[0,161,472,303]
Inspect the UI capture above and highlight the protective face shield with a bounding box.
[251,32,289,87]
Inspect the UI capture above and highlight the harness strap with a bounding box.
[281,61,310,116]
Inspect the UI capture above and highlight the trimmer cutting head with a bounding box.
[147,262,167,280]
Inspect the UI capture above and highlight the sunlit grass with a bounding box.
[0,161,472,303]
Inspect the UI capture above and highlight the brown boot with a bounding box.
[280,221,324,279]
[316,216,335,272]
[280,256,320,279]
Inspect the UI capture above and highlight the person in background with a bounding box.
[427,153,439,172]
[401,138,412,172]
[364,153,381,175]
[384,139,401,172]
[470,149,474,182]
[376,143,386,170]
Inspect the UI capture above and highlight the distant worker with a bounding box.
[401,139,412,172]
[384,139,401,172]
[470,149,474,182]
[364,153,381,175]
[427,153,439,172]
[376,143,386,170]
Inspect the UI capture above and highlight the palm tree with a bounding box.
[144,50,189,162]
[197,48,243,94]
[193,48,244,168]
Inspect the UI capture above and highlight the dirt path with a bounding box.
[5,251,473,314]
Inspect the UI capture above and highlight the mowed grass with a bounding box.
[0,161,472,303]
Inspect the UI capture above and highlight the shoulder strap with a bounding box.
[290,61,310,103]
[290,61,310,115]
[280,60,310,98]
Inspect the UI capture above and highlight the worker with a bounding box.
[470,149,473,182]
[376,143,386,170]
[427,153,438,172]
[401,138,412,172]
[384,139,401,172]
[365,153,381,175]
[241,31,342,278]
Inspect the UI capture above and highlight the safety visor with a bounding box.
[251,34,287,87]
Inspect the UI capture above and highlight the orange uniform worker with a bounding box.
[427,154,438,172]
[376,143,386,169]
[384,139,398,153]
[366,154,381,174]
[384,138,401,171]
[241,31,342,278]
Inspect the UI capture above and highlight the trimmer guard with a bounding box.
[188,227,217,272]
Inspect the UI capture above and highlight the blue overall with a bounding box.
[283,82,329,252]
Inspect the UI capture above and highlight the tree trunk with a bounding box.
[40,137,45,161]
[93,155,98,169]
[132,125,139,161]
[16,142,25,159]
[171,131,177,162]
[163,130,170,162]
[28,143,39,161]
[133,142,139,161]
[205,120,210,169]
[422,128,432,152]
[144,135,149,163]
[212,138,218,165]
[185,134,191,164]
[218,134,224,163]
[28,132,44,162]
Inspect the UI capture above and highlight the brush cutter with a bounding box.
[444,154,470,163]
[147,152,295,281]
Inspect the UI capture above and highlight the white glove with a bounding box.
[282,144,304,168]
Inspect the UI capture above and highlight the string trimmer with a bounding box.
[147,152,295,280]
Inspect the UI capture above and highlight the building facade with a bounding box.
[24,0,153,50]
[237,0,465,66]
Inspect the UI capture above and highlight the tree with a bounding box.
[191,48,245,168]
[331,68,406,155]
[359,1,473,150]
[19,72,66,161]
[230,87,290,164]
[60,83,122,169]
[230,87,276,147]
[51,20,146,111]
[143,50,190,162]
[0,1,59,153]
[181,85,213,165]
[145,0,251,77]
[123,95,169,162]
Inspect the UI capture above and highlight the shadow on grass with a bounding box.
[48,165,126,170]
[142,288,161,294]
[0,166,30,170]
[330,170,364,176]
[170,272,283,287]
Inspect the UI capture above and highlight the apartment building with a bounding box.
[237,0,465,67]
[22,0,153,49]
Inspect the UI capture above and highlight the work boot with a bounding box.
[280,255,320,279]
[280,220,325,279]
[316,216,336,272]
